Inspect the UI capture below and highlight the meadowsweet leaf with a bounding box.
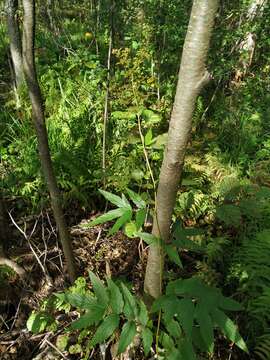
[64,293,97,310]
[180,339,196,360]
[108,209,132,235]
[70,308,105,330]
[135,208,146,229]
[90,314,120,347]
[118,321,136,354]
[165,245,183,268]
[142,328,153,356]
[107,279,124,314]
[195,302,214,354]
[121,283,138,319]
[211,308,248,353]
[126,189,146,208]
[86,208,127,227]
[176,298,195,339]
[138,300,148,326]
[99,189,130,208]
[89,272,109,308]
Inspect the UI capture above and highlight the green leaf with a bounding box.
[99,189,130,208]
[125,222,137,238]
[135,208,146,230]
[136,232,159,245]
[151,295,177,317]
[165,318,182,340]
[138,300,148,326]
[144,129,153,146]
[126,189,146,208]
[121,283,138,319]
[180,338,196,360]
[176,298,195,339]
[64,293,97,310]
[107,279,124,314]
[142,328,153,356]
[118,321,137,354]
[56,334,69,351]
[108,209,132,235]
[70,307,105,330]
[27,312,51,334]
[218,296,243,311]
[211,308,248,353]
[86,208,127,227]
[89,272,109,308]
[90,314,120,347]
[195,302,214,354]
[165,245,183,268]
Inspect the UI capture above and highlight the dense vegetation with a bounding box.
[0,0,270,359]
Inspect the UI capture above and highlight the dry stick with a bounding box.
[8,212,52,285]
[45,339,69,360]
[102,22,113,186]
[22,0,76,282]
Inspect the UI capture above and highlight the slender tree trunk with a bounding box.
[22,0,76,282]
[5,0,24,105]
[144,0,219,299]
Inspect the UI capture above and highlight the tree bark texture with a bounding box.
[144,0,219,299]
[5,0,24,88]
[22,0,76,282]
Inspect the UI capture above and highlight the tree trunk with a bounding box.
[22,0,77,282]
[144,0,219,299]
[5,0,24,92]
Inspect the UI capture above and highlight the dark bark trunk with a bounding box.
[22,0,76,282]
[144,0,219,299]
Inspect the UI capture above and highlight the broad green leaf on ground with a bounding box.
[89,272,109,308]
[90,314,120,347]
[142,328,153,356]
[125,222,137,238]
[107,279,124,314]
[118,321,137,354]
[211,308,248,353]
[27,312,52,334]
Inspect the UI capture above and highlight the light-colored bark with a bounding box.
[144,0,219,299]
[5,0,24,90]
[22,0,76,282]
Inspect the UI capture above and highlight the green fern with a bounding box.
[254,334,270,360]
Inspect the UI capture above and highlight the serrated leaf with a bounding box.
[121,283,138,319]
[151,295,177,316]
[211,308,248,353]
[142,328,153,356]
[99,189,130,208]
[70,307,105,330]
[136,232,159,245]
[165,245,183,268]
[161,332,175,350]
[64,293,97,310]
[216,204,242,227]
[125,222,137,238]
[135,208,146,230]
[107,279,124,314]
[165,318,182,340]
[195,302,214,354]
[90,314,120,347]
[145,129,153,146]
[118,321,137,354]
[89,272,109,308]
[176,298,195,339]
[138,300,148,326]
[126,189,146,208]
[86,208,127,227]
[108,209,132,235]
